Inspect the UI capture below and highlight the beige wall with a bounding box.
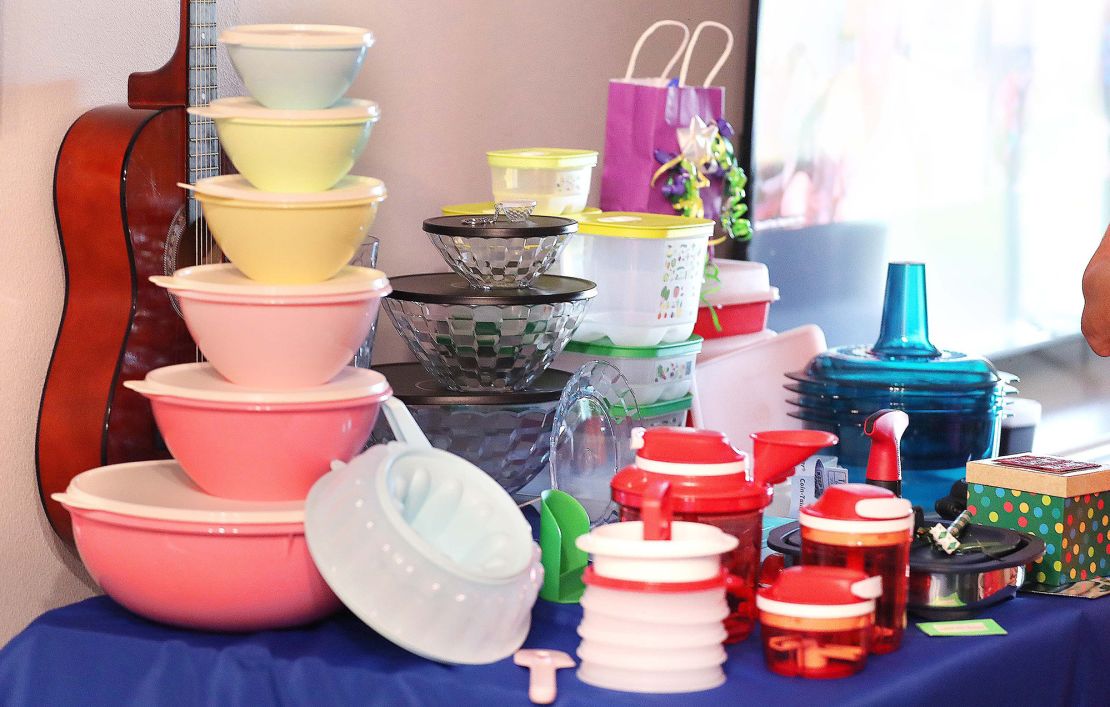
[0,0,750,641]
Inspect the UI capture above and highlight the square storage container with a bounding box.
[554,212,714,347]
[555,336,702,405]
[486,148,598,215]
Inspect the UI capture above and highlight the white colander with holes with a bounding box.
[305,397,543,665]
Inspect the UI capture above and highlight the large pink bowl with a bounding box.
[68,508,340,631]
[152,264,391,388]
[54,460,340,632]
[125,364,392,501]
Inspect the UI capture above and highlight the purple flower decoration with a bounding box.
[717,119,735,140]
[654,148,677,165]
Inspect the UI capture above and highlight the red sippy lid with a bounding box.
[798,483,914,534]
[631,427,747,474]
[757,566,882,619]
[611,427,765,514]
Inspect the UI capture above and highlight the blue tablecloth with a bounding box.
[1,591,1107,706]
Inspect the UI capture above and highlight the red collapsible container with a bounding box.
[611,428,764,642]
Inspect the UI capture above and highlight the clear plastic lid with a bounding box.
[549,362,640,525]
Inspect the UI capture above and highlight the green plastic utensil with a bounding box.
[539,489,590,604]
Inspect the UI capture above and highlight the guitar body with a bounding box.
[38,107,193,540]
[37,0,219,542]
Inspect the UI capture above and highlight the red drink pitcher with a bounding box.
[798,484,913,654]
[611,427,836,642]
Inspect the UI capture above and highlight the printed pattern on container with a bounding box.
[658,241,704,322]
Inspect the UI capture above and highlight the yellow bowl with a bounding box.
[190,98,380,193]
[191,175,387,284]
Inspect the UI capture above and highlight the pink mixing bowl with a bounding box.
[152,264,391,388]
[54,460,340,632]
[125,364,392,501]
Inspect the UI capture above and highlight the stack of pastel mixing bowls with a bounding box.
[52,24,396,633]
[785,262,1016,507]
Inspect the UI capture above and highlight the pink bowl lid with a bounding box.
[151,263,391,298]
[124,363,392,405]
[51,460,304,524]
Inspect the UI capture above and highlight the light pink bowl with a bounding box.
[66,507,340,631]
[177,291,382,388]
[149,395,385,500]
[153,264,391,388]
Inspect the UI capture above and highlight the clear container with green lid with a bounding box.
[555,336,703,405]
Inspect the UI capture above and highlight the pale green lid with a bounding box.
[612,394,694,419]
[441,202,602,218]
[576,212,715,240]
[487,148,599,169]
[562,335,703,359]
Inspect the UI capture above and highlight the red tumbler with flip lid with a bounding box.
[799,484,914,654]
[611,426,837,642]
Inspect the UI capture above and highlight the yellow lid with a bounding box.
[576,212,715,240]
[487,148,599,169]
[440,202,602,218]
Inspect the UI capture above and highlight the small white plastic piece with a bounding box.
[514,649,575,704]
[850,575,884,600]
[855,497,914,520]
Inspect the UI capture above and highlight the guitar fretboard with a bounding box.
[187,0,218,223]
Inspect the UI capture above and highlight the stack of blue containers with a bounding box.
[785,262,1016,507]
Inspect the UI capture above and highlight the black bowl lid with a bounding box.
[387,273,597,305]
[374,363,572,405]
[767,518,1046,573]
[423,214,577,239]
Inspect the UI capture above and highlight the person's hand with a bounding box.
[1081,223,1110,355]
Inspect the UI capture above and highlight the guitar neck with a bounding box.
[187,0,219,221]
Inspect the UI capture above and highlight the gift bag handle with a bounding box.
[679,20,734,87]
[624,20,691,80]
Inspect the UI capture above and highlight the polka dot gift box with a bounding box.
[965,454,1110,586]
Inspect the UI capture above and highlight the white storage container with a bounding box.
[555,212,714,347]
[555,336,702,405]
[486,148,598,215]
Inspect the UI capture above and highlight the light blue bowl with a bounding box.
[228,45,368,110]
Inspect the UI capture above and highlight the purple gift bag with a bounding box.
[600,21,734,220]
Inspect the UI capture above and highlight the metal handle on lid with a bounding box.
[460,201,536,227]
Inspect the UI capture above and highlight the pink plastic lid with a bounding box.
[757,566,881,619]
[124,363,392,405]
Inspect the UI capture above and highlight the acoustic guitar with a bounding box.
[38,0,222,542]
